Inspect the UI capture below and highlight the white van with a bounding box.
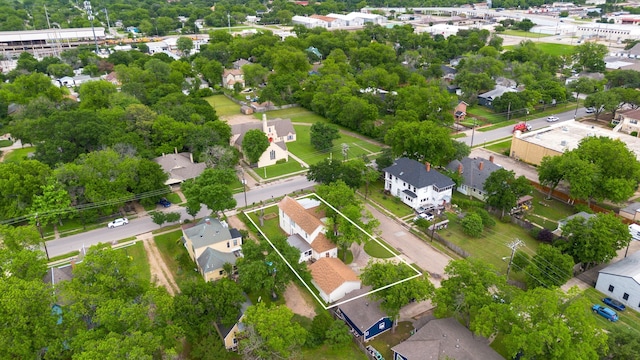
[629,224,640,241]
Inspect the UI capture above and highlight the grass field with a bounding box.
[205,95,241,117]
[502,30,552,38]
[286,125,381,167]
[123,241,151,283]
[301,344,368,360]
[257,107,326,124]
[363,180,415,218]
[154,230,203,290]
[534,42,575,56]
[579,288,640,336]
[0,139,12,147]
[363,239,397,258]
[440,212,540,276]
[2,147,35,162]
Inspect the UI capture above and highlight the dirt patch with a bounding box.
[221,114,260,125]
[139,233,180,296]
[226,214,249,232]
[284,283,316,319]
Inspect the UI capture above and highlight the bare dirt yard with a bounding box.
[138,232,180,295]
[222,113,259,125]
[284,283,317,319]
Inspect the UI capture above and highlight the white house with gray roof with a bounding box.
[446,156,502,201]
[182,217,243,282]
[595,251,640,312]
[383,157,455,211]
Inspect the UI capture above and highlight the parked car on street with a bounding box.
[513,122,532,132]
[585,107,596,114]
[602,298,626,311]
[158,198,171,208]
[107,218,129,228]
[592,304,618,322]
[546,116,560,122]
[414,212,435,222]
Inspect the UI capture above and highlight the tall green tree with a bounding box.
[384,121,456,166]
[310,122,340,152]
[559,212,630,268]
[572,42,608,72]
[523,244,574,289]
[181,168,237,217]
[475,287,607,360]
[0,160,51,221]
[483,169,532,218]
[176,36,194,56]
[240,302,307,359]
[361,261,434,330]
[28,181,75,233]
[242,129,269,165]
[433,258,510,329]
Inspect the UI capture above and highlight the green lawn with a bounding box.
[2,147,35,162]
[578,288,640,335]
[478,120,518,132]
[205,94,241,117]
[0,139,12,147]
[153,230,203,290]
[363,239,397,258]
[440,212,540,275]
[533,42,576,56]
[257,107,326,124]
[363,180,415,218]
[258,158,305,179]
[466,106,505,125]
[485,140,512,155]
[302,343,368,360]
[367,321,414,360]
[527,190,576,222]
[502,30,552,38]
[164,192,182,205]
[287,125,381,166]
[122,241,151,283]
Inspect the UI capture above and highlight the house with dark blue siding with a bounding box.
[335,287,392,342]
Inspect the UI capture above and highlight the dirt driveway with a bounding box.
[137,232,180,296]
[284,283,316,319]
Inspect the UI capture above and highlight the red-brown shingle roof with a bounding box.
[309,257,360,294]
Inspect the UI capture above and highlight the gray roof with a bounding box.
[233,58,251,69]
[197,247,241,274]
[230,118,295,146]
[478,85,517,100]
[446,157,502,191]
[620,202,640,215]
[392,318,503,360]
[43,265,74,285]
[441,65,457,75]
[383,157,455,190]
[216,296,252,338]
[153,152,206,184]
[183,217,238,249]
[338,287,388,332]
[287,234,312,254]
[558,211,596,228]
[599,251,640,285]
[628,43,640,57]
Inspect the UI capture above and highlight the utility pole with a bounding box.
[507,101,511,121]
[84,1,99,54]
[506,238,523,281]
[104,8,111,33]
[470,118,477,148]
[227,12,231,33]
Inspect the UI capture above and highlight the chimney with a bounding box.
[478,161,484,171]
[489,155,494,163]
[190,153,194,163]
[457,163,463,174]
[425,162,431,172]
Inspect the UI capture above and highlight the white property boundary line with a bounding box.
[243,193,424,310]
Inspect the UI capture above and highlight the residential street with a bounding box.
[457,106,589,147]
[46,175,315,258]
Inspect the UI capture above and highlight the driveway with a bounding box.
[365,203,452,287]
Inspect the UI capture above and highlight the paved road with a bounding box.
[46,175,315,257]
[457,106,589,147]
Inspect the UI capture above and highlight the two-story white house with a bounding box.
[182,217,243,282]
[383,157,455,211]
[278,196,337,262]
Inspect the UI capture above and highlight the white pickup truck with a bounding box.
[107,218,129,228]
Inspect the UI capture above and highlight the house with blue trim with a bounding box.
[335,287,392,342]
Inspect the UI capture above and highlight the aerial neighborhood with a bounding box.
[4,0,640,358]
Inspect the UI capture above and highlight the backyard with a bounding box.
[122,241,151,283]
[205,94,241,117]
[2,147,34,162]
[367,321,414,360]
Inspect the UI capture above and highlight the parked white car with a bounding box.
[414,212,435,222]
[546,116,560,122]
[107,218,129,228]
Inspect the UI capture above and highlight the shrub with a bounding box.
[275,158,287,164]
[474,208,496,228]
[529,227,541,239]
[500,215,512,223]
[537,228,555,243]
[574,204,593,214]
[452,197,483,210]
[461,213,484,237]
[512,251,530,271]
